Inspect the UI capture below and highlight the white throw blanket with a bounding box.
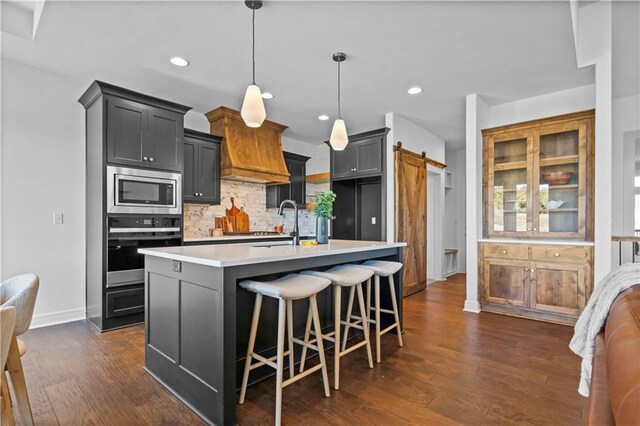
[569,262,640,397]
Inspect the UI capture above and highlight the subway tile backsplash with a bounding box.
[183,179,316,239]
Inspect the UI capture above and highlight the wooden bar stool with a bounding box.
[349,260,403,363]
[239,273,331,426]
[300,265,374,390]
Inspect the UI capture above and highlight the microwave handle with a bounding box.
[109,227,181,233]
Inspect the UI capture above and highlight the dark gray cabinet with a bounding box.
[147,106,183,171]
[104,91,185,172]
[266,152,309,208]
[331,131,385,179]
[106,98,146,166]
[183,129,222,205]
[78,80,191,332]
[330,128,389,242]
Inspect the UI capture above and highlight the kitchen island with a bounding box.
[139,239,406,425]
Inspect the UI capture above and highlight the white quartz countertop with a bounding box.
[140,239,406,267]
[477,238,595,246]
[184,234,291,242]
[183,234,316,243]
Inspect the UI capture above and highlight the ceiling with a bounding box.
[1,1,597,149]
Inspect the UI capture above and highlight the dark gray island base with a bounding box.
[140,240,406,425]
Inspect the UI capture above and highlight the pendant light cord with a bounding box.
[337,60,341,119]
[252,8,256,85]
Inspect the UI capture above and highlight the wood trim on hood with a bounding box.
[205,106,290,184]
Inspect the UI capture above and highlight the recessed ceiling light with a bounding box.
[318,114,329,121]
[408,87,423,95]
[261,92,274,99]
[169,57,190,67]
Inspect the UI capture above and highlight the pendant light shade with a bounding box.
[241,84,266,128]
[330,119,349,151]
[329,52,348,151]
[241,1,266,128]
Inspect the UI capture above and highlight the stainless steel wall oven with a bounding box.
[107,216,182,289]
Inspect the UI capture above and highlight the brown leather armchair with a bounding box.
[586,285,640,425]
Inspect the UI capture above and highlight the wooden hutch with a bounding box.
[479,110,595,325]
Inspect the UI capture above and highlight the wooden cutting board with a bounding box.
[235,208,250,233]
[224,197,240,232]
[225,197,240,217]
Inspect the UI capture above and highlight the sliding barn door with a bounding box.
[395,147,427,296]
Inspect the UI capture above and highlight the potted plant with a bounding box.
[314,191,336,244]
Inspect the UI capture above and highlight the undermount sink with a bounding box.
[248,241,294,248]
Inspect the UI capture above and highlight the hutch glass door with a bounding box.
[533,122,587,238]
[488,132,532,237]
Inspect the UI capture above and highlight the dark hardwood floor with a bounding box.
[13,274,586,425]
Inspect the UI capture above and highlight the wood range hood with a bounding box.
[205,106,290,184]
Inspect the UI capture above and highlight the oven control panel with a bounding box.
[107,216,182,239]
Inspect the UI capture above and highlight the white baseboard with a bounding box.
[463,300,481,313]
[29,308,86,329]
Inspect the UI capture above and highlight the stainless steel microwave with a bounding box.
[106,166,182,215]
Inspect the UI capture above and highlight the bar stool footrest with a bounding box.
[369,307,395,315]
[249,350,292,370]
[339,339,369,358]
[291,337,320,352]
[282,363,325,388]
[380,323,400,336]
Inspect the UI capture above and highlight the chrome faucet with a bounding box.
[278,200,300,246]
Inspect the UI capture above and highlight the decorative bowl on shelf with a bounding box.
[547,200,564,210]
[542,172,573,186]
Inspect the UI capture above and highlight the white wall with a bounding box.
[574,1,613,284]
[427,173,436,279]
[281,137,329,175]
[443,149,466,273]
[485,84,595,128]
[464,94,487,313]
[1,59,86,327]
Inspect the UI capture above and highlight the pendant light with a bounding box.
[329,52,349,151]
[241,0,266,128]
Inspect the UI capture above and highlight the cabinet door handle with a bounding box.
[530,269,535,273]
[199,193,203,197]
[554,253,560,257]
[528,227,532,231]
[533,227,538,231]
[149,157,154,162]
[143,156,148,161]
[523,268,529,272]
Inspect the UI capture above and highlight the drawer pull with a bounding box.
[554,253,560,257]
[501,250,508,255]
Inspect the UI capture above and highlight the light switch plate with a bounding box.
[371,217,376,225]
[53,213,64,225]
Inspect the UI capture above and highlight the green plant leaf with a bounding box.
[314,191,337,219]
